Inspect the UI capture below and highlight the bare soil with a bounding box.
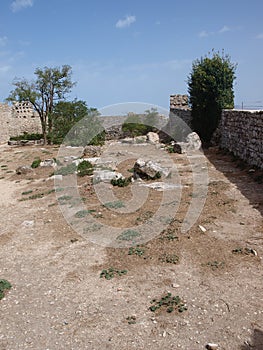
[0,143,262,350]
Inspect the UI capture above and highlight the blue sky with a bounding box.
[1,0,263,110]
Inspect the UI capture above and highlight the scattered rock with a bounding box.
[16,166,33,175]
[147,132,159,144]
[82,145,102,157]
[134,159,169,179]
[199,225,207,233]
[21,220,34,228]
[206,343,219,350]
[139,182,182,191]
[173,132,202,154]
[40,159,57,168]
[93,170,124,183]
[134,135,147,143]
[49,174,63,181]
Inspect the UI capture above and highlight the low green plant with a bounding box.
[77,160,93,177]
[206,261,225,270]
[160,253,179,264]
[166,145,175,153]
[0,279,12,300]
[232,247,256,255]
[55,163,76,176]
[128,245,145,256]
[10,132,43,141]
[111,177,131,187]
[74,209,94,218]
[159,233,179,241]
[104,200,125,209]
[100,268,127,280]
[22,190,33,195]
[149,293,187,313]
[117,229,140,241]
[31,158,41,169]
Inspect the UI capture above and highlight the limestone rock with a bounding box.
[40,159,57,167]
[93,170,124,183]
[147,132,159,144]
[83,145,102,157]
[186,132,202,150]
[16,166,33,175]
[134,159,169,179]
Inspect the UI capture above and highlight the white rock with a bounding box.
[147,132,159,144]
[206,343,219,350]
[93,170,124,183]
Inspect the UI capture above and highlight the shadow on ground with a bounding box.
[240,328,263,349]
[205,148,263,218]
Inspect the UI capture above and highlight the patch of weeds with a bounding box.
[74,210,92,218]
[0,176,4,179]
[149,293,187,314]
[55,187,64,192]
[6,171,13,173]
[19,190,54,201]
[100,268,127,280]
[41,150,52,155]
[0,279,12,300]
[126,316,136,324]
[117,229,140,241]
[166,145,175,153]
[159,232,179,241]
[206,261,225,270]
[58,195,73,204]
[22,190,33,195]
[31,158,41,169]
[48,203,57,207]
[128,168,134,173]
[104,200,125,209]
[55,163,76,176]
[111,177,131,187]
[77,160,93,177]
[128,245,145,257]
[152,171,162,180]
[135,211,153,223]
[160,253,179,264]
[1,165,8,168]
[83,223,102,233]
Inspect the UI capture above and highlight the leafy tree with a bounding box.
[188,51,237,143]
[48,99,89,144]
[7,65,75,144]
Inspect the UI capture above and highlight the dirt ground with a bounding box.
[0,141,262,350]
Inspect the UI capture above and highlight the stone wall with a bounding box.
[169,94,192,127]
[220,110,263,169]
[0,102,42,144]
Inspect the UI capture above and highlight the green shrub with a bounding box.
[100,268,127,280]
[77,160,93,177]
[0,279,12,300]
[149,293,187,313]
[55,163,76,176]
[31,158,41,168]
[10,133,43,141]
[111,177,131,187]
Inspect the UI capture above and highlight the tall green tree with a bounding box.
[188,51,237,143]
[49,99,102,144]
[7,65,75,144]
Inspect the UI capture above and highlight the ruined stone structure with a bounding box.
[220,110,263,169]
[169,94,192,127]
[0,102,42,143]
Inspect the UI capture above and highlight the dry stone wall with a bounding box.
[0,102,42,143]
[169,94,192,127]
[220,110,263,169]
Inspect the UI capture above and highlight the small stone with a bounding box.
[199,225,207,233]
[172,283,180,288]
[206,343,219,350]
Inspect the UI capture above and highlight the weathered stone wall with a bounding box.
[169,94,192,127]
[0,102,42,143]
[220,110,263,168]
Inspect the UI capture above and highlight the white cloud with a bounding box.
[0,65,11,74]
[256,33,263,39]
[198,30,210,38]
[11,0,34,13]
[0,36,8,46]
[116,15,136,29]
[219,25,230,33]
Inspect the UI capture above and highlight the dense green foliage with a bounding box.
[188,51,236,143]
[48,99,104,145]
[122,108,160,137]
[77,160,93,176]
[0,279,12,300]
[10,132,43,141]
